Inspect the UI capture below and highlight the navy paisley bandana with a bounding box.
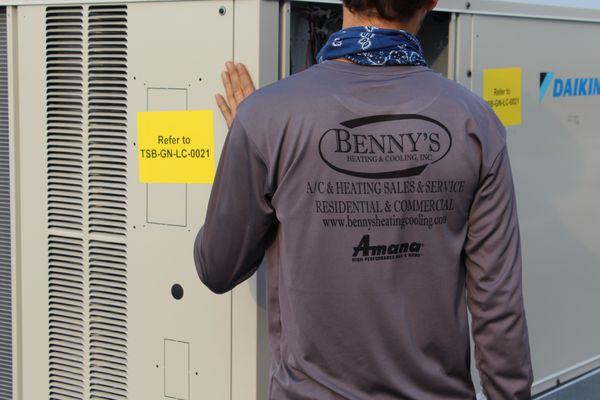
[316,26,428,67]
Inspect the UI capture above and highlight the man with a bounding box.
[194,0,533,398]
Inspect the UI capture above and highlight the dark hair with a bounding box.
[342,0,428,21]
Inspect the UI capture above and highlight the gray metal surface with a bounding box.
[286,0,600,23]
[535,368,600,400]
[0,7,11,400]
[438,0,600,23]
[463,13,600,395]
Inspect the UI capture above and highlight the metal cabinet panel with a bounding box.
[461,13,600,395]
[126,2,234,398]
[12,2,247,399]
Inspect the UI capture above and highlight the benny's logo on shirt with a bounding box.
[318,114,452,179]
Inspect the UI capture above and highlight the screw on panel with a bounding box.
[219,6,227,16]
[466,2,471,9]
[467,70,472,78]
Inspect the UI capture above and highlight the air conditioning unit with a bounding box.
[2,0,600,399]
[0,1,277,399]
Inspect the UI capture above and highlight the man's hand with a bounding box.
[215,61,256,128]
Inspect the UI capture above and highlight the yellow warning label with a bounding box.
[483,67,522,126]
[137,110,215,183]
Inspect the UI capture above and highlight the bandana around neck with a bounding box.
[316,26,428,67]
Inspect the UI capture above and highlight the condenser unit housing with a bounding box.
[1,1,277,399]
[1,0,600,399]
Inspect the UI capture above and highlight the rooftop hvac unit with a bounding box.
[0,1,277,399]
[2,0,600,399]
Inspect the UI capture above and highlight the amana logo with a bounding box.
[319,114,452,179]
[540,72,600,102]
[352,234,424,263]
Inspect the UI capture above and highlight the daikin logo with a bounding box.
[539,72,600,102]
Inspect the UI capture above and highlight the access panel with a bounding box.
[127,2,234,399]
[465,13,600,395]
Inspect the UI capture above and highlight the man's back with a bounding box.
[195,60,533,399]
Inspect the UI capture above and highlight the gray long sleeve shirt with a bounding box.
[194,60,533,400]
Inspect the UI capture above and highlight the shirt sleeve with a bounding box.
[464,145,534,399]
[193,117,276,294]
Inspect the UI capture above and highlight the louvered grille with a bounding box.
[48,235,85,399]
[88,7,128,398]
[89,240,127,400]
[46,7,86,400]
[88,5,128,237]
[46,6,85,233]
[0,7,12,400]
[45,5,128,399]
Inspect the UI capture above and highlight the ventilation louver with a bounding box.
[46,5,128,399]
[46,6,85,234]
[88,5,128,238]
[89,240,127,400]
[48,235,85,399]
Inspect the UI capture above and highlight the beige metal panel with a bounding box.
[230,0,279,398]
[126,1,235,398]
[12,5,48,400]
[454,13,474,91]
[3,0,600,23]
[467,14,600,395]
[11,2,269,399]
[447,12,457,80]
[279,0,291,79]
[164,339,190,398]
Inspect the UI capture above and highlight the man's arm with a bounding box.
[194,116,276,294]
[464,146,533,399]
